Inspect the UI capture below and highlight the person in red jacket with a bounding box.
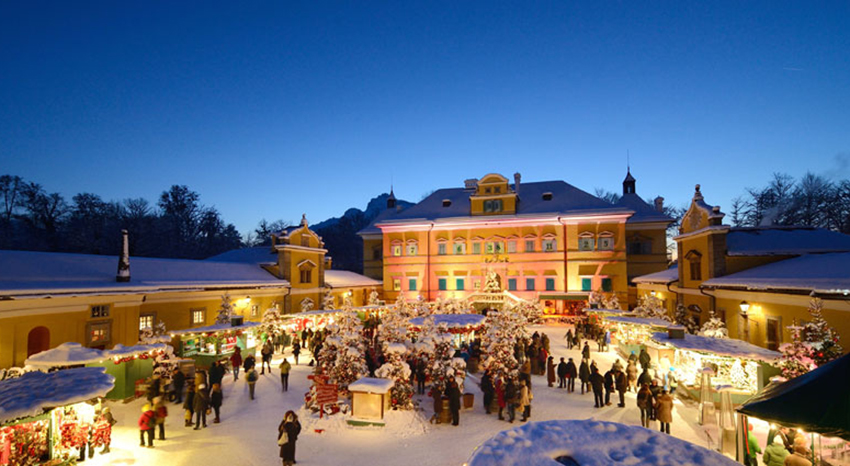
[230,347,243,381]
[153,396,168,441]
[138,402,156,448]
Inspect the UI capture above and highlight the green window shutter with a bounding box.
[545,278,555,291]
[409,279,417,291]
[581,278,592,291]
[438,278,447,291]
[602,278,612,292]
[508,278,517,291]
[526,278,535,291]
[456,278,465,291]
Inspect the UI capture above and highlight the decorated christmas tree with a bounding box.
[300,297,315,313]
[633,294,670,321]
[802,297,843,366]
[375,343,414,409]
[480,310,523,382]
[329,306,367,393]
[322,291,335,310]
[603,293,620,310]
[368,290,380,305]
[378,298,414,345]
[778,320,816,379]
[427,326,464,392]
[214,292,235,325]
[259,303,282,341]
[509,300,542,325]
[699,310,728,338]
[139,320,179,387]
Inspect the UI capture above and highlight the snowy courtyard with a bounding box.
[83,324,718,466]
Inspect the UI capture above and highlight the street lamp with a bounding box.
[739,301,750,342]
[739,301,750,314]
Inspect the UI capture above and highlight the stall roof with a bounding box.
[604,316,672,327]
[25,342,169,368]
[738,353,850,441]
[169,321,260,336]
[650,332,781,363]
[0,367,115,425]
[409,314,486,328]
[348,377,395,394]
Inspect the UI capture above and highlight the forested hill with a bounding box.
[313,193,414,273]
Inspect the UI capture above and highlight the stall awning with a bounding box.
[538,293,588,301]
[738,353,850,441]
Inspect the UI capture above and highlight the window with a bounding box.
[598,236,614,251]
[483,199,503,213]
[686,250,702,281]
[581,278,592,292]
[545,278,555,291]
[453,242,466,255]
[456,278,465,291]
[139,314,155,331]
[190,308,206,325]
[301,236,310,247]
[542,239,556,252]
[372,248,382,261]
[525,240,535,252]
[251,305,260,317]
[91,305,110,319]
[472,242,481,254]
[438,278,447,291]
[407,244,418,256]
[438,243,447,255]
[766,316,782,351]
[578,237,594,251]
[408,279,417,291]
[494,186,501,193]
[508,278,517,291]
[300,269,312,284]
[628,238,652,255]
[507,241,517,253]
[393,279,401,291]
[392,245,402,256]
[87,321,111,346]
[485,241,504,254]
[602,278,612,292]
[526,278,535,291]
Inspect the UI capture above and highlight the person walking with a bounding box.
[278,410,302,466]
[447,379,462,426]
[636,383,652,427]
[615,367,628,408]
[261,339,274,374]
[210,383,223,423]
[603,366,615,406]
[655,389,674,434]
[230,347,243,381]
[557,357,568,389]
[193,384,208,430]
[138,402,156,448]
[744,423,762,466]
[626,360,638,392]
[666,368,678,394]
[638,347,651,371]
[505,378,518,423]
[579,358,590,394]
[243,354,256,373]
[246,367,259,400]
[495,378,506,420]
[519,380,532,422]
[589,367,605,408]
[279,358,291,392]
[481,370,494,414]
[292,341,301,365]
[582,342,591,360]
[638,367,652,388]
[649,379,662,421]
[546,356,556,388]
[565,358,577,393]
[183,383,195,427]
[565,329,573,349]
[153,396,168,441]
[172,368,185,404]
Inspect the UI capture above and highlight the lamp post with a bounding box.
[739,301,750,342]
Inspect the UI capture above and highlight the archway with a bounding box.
[27,326,50,357]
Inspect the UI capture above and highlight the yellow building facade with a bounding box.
[360,172,672,311]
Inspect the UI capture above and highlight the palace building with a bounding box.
[359,171,673,311]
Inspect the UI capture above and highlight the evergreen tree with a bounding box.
[329,306,367,393]
[215,292,235,325]
[322,291,335,310]
[375,343,414,410]
[300,297,315,313]
[802,297,844,366]
[259,303,282,341]
[674,303,699,334]
[778,320,816,379]
[699,310,728,338]
[633,294,670,321]
[481,310,523,382]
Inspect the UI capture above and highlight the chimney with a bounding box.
[654,196,664,213]
[116,229,130,282]
[514,172,521,199]
[463,178,478,191]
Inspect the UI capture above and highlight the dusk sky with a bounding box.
[2,2,849,238]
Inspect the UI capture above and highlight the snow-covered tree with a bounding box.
[603,293,620,310]
[700,310,728,338]
[139,320,179,387]
[674,303,699,334]
[375,343,414,410]
[633,294,670,321]
[368,290,380,305]
[802,297,843,366]
[259,303,282,341]
[139,320,170,345]
[587,291,604,308]
[322,291,335,310]
[509,300,541,325]
[428,328,463,392]
[779,320,816,379]
[379,300,414,345]
[481,310,523,382]
[215,292,235,325]
[300,297,315,313]
[329,307,367,393]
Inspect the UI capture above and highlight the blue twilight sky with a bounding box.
[2,2,849,238]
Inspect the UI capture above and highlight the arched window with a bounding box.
[27,326,50,357]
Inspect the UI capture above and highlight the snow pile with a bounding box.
[651,332,781,362]
[466,419,739,466]
[298,404,429,439]
[105,343,168,358]
[0,367,115,424]
[24,342,105,367]
[348,377,395,395]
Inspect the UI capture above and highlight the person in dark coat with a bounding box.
[481,371,494,414]
[589,367,605,408]
[210,383,223,423]
[638,348,651,371]
[278,410,302,466]
[556,357,568,389]
[579,358,591,394]
[581,342,591,360]
[172,368,185,404]
[447,380,462,426]
[649,379,662,420]
[565,358,577,393]
[183,383,195,427]
[546,356,556,387]
[261,339,274,374]
[638,368,653,387]
[505,378,518,422]
[193,384,208,430]
[209,361,225,388]
[603,367,615,406]
[614,367,628,407]
[565,329,574,349]
[430,387,444,424]
[243,354,256,372]
[292,341,301,365]
[637,383,653,427]
[230,347,243,381]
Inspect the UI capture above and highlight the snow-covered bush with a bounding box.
[322,291,335,310]
[699,310,728,338]
[633,294,670,321]
[329,307,367,393]
[214,292,235,325]
[300,297,315,313]
[259,303,282,341]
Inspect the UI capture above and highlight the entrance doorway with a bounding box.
[27,326,50,357]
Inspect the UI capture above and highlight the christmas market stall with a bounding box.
[347,377,395,427]
[602,315,672,360]
[409,314,486,347]
[649,331,781,404]
[169,321,260,369]
[0,367,115,465]
[25,342,169,400]
[281,309,341,334]
[584,307,633,326]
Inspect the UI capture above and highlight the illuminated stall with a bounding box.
[0,367,114,465]
[584,307,633,326]
[408,314,486,347]
[282,309,342,334]
[602,315,671,359]
[170,321,260,369]
[347,377,395,427]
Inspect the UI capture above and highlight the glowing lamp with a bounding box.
[739,301,750,314]
[348,377,394,424]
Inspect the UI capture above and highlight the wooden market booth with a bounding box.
[602,315,673,362]
[170,321,260,369]
[408,314,486,348]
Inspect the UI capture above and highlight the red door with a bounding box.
[27,326,50,357]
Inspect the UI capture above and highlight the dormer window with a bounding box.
[298,260,316,284]
[442,199,452,207]
[685,250,702,281]
[578,232,595,251]
[484,199,503,213]
[406,241,418,256]
[598,232,614,251]
[494,186,501,193]
[542,192,553,201]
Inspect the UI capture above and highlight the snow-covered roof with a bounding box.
[0,367,115,425]
[0,250,288,298]
[604,316,672,328]
[325,270,381,288]
[466,419,739,466]
[726,227,850,256]
[702,252,850,295]
[409,314,486,328]
[651,332,781,362]
[169,321,260,336]
[25,342,169,368]
[633,266,678,284]
[615,192,673,224]
[348,377,395,394]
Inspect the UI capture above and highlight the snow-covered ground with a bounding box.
[82,324,722,466]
